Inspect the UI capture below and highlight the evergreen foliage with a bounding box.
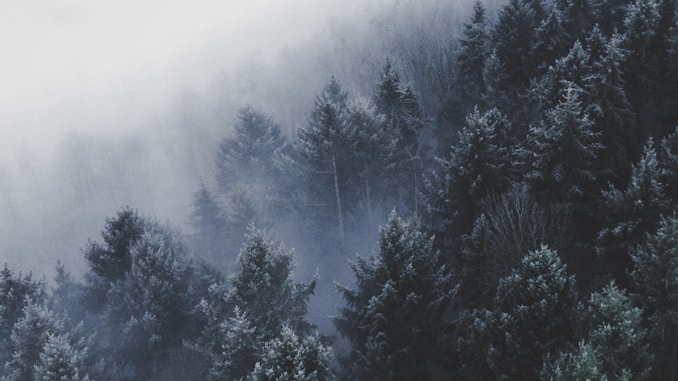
[335,211,455,380]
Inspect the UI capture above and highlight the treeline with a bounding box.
[2,0,678,379]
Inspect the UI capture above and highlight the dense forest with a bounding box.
[2,0,678,379]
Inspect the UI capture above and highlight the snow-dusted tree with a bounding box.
[457,1,489,102]
[526,83,603,205]
[200,228,316,379]
[557,0,595,42]
[216,106,287,195]
[659,127,678,204]
[458,184,572,308]
[372,60,425,215]
[493,0,537,90]
[597,138,668,281]
[298,77,353,243]
[542,282,652,380]
[426,107,514,241]
[249,326,333,381]
[532,41,592,113]
[335,212,455,380]
[586,282,652,379]
[531,9,571,74]
[584,34,636,184]
[631,215,678,380]
[2,301,57,381]
[458,246,578,380]
[103,226,205,378]
[0,266,44,367]
[202,306,257,381]
[33,333,91,381]
[189,183,228,262]
[481,50,512,114]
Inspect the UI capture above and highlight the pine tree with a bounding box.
[373,61,425,215]
[458,246,578,381]
[199,228,317,379]
[33,333,91,381]
[481,50,512,113]
[298,78,353,243]
[598,138,668,283]
[457,1,489,102]
[189,183,228,262]
[0,266,44,368]
[335,212,455,380]
[531,9,571,74]
[426,107,514,241]
[216,106,287,195]
[659,127,678,204]
[526,83,603,205]
[3,301,57,381]
[584,282,652,380]
[631,215,678,380]
[493,0,537,90]
[532,40,592,113]
[558,0,595,42]
[584,34,636,185]
[249,326,333,381]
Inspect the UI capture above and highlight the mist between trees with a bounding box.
[2,0,678,378]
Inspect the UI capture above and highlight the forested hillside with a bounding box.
[2,0,678,379]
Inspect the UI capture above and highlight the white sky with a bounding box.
[0,0,355,159]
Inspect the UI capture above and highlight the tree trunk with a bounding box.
[332,155,345,245]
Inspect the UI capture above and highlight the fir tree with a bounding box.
[631,215,678,380]
[458,246,578,381]
[493,0,537,90]
[189,183,228,263]
[249,326,333,381]
[335,212,455,380]
[598,138,668,283]
[659,127,678,204]
[33,333,91,381]
[457,1,489,102]
[531,9,571,74]
[426,107,514,241]
[526,83,603,206]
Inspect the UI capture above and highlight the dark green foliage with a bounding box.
[199,228,316,380]
[493,0,537,90]
[457,246,578,381]
[457,1,489,103]
[84,208,145,284]
[632,215,678,380]
[526,83,603,204]
[0,265,44,368]
[426,107,515,241]
[598,138,668,283]
[335,212,455,380]
[249,326,334,381]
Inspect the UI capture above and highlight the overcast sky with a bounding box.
[0,0,366,160]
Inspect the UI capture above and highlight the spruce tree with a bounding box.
[526,83,603,205]
[249,326,333,381]
[631,215,678,380]
[33,333,91,381]
[335,212,455,380]
[598,138,668,283]
[457,1,489,103]
[426,107,514,241]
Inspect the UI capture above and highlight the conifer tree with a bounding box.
[631,215,678,380]
[249,326,333,381]
[584,34,636,184]
[598,138,668,282]
[457,1,489,102]
[335,212,455,380]
[33,333,92,381]
[2,301,57,381]
[493,0,537,90]
[373,60,425,215]
[426,107,514,241]
[526,83,603,205]
[531,9,571,74]
[189,183,228,262]
[659,127,678,204]
[458,246,577,381]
